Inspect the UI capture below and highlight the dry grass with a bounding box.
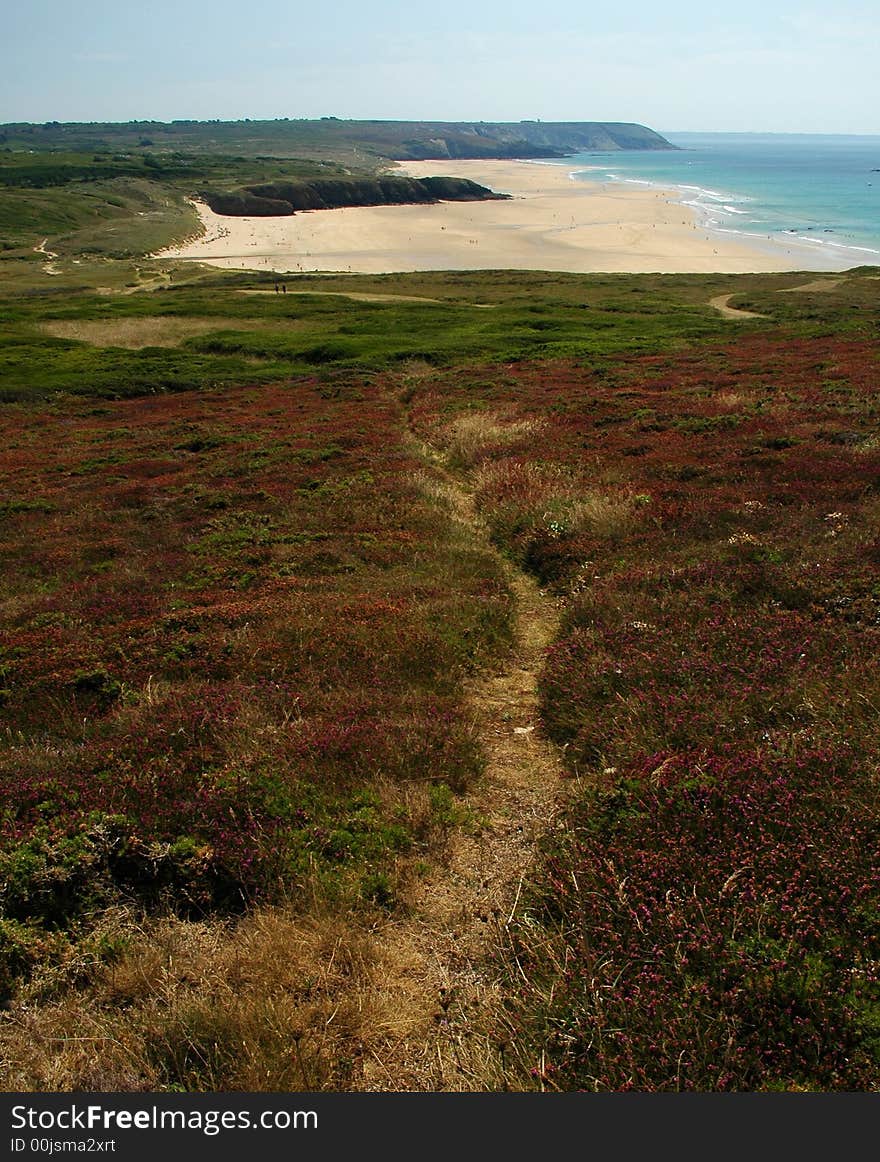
[397,358,438,382]
[0,885,534,1094]
[38,317,306,349]
[564,490,643,538]
[408,470,470,522]
[235,290,444,305]
[474,459,644,542]
[444,412,545,469]
[0,761,470,1093]
[0,905,408,1092]
[472,459,552,502]
[777,278,845,294]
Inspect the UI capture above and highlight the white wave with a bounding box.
[794,235,880,255]
[588,164,880,262]
[715,229,772,240]
[678,184,728,199]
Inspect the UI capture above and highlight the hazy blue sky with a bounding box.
[3,0,878,132]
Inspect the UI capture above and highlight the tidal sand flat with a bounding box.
[155,159,817,275]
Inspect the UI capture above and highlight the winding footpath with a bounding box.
[709,275,853,321]
[708,293,768,321]
[359,437,570,1091]
[33,237,61,276]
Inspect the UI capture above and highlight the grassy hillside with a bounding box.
[404,298,880,1089]
[0,149,353,259]
[1,159,879,1090]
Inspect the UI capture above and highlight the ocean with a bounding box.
[555,132,880,271]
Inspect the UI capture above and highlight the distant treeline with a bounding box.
[201,175,507,217]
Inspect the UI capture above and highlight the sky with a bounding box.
[2,0,879,133]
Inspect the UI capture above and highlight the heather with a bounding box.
[514,744,880,1090]
[1,263,880,1090]
[405,317,880,1089]
[0,374,513,998]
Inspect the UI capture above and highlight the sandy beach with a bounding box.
[155,159,841,275]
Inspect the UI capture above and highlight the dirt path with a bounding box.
[33,237,61,276]
[237,289,496,308]
[237,288,444,304]
[709,277,850,322]
[359,449,570,1091]
[708,293,769,320]
[777,277,845,294]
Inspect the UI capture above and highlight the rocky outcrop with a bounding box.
[201,175,507,217]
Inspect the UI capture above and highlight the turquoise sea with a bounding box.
[555,132,880,271]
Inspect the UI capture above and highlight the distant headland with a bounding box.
[0,118,676,162]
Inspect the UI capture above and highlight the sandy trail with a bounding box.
[236,288,496,308]
[34,237,61,275]
[358,438,570,1091]
[777,277,845,293]
[708,293,769,320]
[239,288,442,304]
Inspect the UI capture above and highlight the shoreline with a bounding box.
[154,158,852,276]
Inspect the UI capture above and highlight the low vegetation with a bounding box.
[407,319,880,1091]
[0,149,353,261]
[0,144,879,1089]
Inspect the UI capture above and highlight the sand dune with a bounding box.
[154,159,838,276]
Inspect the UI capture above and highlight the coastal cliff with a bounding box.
[382,120,676,159]
[201,175,507,217]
